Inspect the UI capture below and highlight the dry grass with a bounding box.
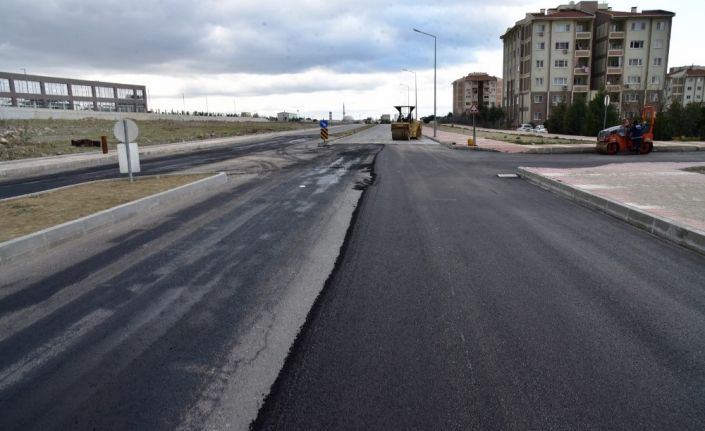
[0,118,316,160]
[0,174,210,242]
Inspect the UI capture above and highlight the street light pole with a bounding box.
[413,28,437,137]
[400,83,409,107]
[403,68,418,120]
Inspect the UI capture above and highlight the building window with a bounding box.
[628,58,643,66]
[630,21,646,31]
[629,40,644,49]
[536,24,546,33]
[686,95,691,100]
[96,101,116,111]
[16,98,44,108]
[0,97,12,106]
[48,100,70,109]
[45,82,68,96]
[654,39,664,49]
[535,77,544,86]
[650,93,659,102]
[536,60,544,68]
[533,95,544,103]
[552,95,565,104]
[687,86,692,91]
[536,42,545,50]
[533,112,543,121]
[73,101,94,110]
[625,93,640,102]
[554,60,568,68]
[95,86,114,98]
[135,89,144,99]
[653,57,663,66]
[553,77,568,86]
[14,80,41,94]
[117,88,134,99]
[627,76,642,84]
[118,103,136,112]
[0,79,9,92]
[556,23,570,32]
[71,84,92,97]
[555,42,569,50]
[651,76,660,84]
[656,21,667,31]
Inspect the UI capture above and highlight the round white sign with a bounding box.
[113,119,139,143]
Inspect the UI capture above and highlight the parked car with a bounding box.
[516,124,533,132]
[534,125,548,133]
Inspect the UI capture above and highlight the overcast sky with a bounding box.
[1,0,701,119]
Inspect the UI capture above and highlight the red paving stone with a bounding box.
[523,162,705,233]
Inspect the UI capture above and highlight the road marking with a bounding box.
[497,173,519,178]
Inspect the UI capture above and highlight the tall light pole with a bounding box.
[413,28,436,137]
[402,68,417,120]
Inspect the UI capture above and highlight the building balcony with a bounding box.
[609,31,625,39]
[576,32,592,39]
[574,66,590,75]
[573,85,589,92]
[575,50,591,57]
[606,84,622,92]
[608,49,623,56]
[607,67,623,75]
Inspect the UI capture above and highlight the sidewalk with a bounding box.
[518,162,705,255]
[0,126,322,179]
[427,126,705,154]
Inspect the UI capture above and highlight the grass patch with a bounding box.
[0,174,210,242]
[438,125,590,146]
[0,118,316,161]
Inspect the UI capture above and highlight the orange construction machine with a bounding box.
[596,105,656,155]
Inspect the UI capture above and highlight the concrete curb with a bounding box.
[517,167,705,256]
[0,172,228,265]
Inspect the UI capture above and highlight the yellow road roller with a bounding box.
[391,106,423,140]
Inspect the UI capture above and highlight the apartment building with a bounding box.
[451,73,503,116]
[501,1,674,126]
[664,66,705,107]
[0,71,147,112]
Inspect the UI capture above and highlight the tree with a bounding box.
[585,90,618,136]
[545,103,568,134]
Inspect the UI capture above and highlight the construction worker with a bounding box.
[630,120,644,154]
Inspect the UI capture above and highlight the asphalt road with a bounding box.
[0,124,362,199]
[0,142,381,430]
[255,131,705,429]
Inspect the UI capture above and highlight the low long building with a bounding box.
[0,71,147,113]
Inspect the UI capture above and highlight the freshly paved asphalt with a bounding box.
[0,143,381,430]
[255,127,705,430]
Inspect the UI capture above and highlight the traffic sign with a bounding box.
[604,95,610,106]
[113,119,139,143]
[320,128,329,140]
[469,104,479,115]
[319,119,329,129]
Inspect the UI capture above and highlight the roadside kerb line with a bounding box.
[517,167,705,256]
[0,172,228,265]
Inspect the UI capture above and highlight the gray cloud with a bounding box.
[0,0,515,76]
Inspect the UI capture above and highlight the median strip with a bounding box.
[0,173,227,264]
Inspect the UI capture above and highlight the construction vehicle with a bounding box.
[390,106,423,140]
[596,105,656,155]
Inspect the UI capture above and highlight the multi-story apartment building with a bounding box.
[501,1,674,126]
[451,73,503,116]
[0,71,147,112]
[665,66,705,107]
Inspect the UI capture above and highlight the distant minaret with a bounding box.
[343,103,346,118]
